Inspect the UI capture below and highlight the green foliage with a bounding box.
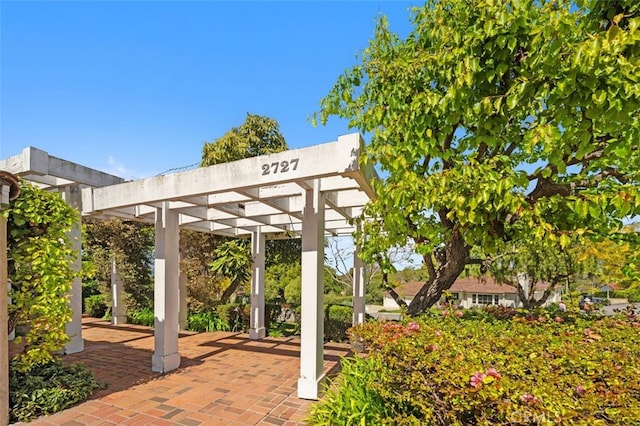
[324,304,353,342]
[210,239,252,304]
[622,288,640,303]
[324,293,352,306]
[9,358,104,423]
[317,0,640,314]
[4,182,77,370]
[187,311,230,332]
[308,356,393,425]
[216,303,250,332]
[268,321,300,337]
[311,312,640,425]
[84,294,108,318]
[83,218,154,312]
[129,307,155,327]
[573,223,640,289]
[201,113,287,166]
[180,230,228,312]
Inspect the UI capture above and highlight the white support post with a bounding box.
[1,184,10,426]
[111,259,127,325]
[63,185,84,354]
[178,265,188,331]
[152,202,181,373]
[352,244,366,326]
[250,227,266,340]
[297,182,326,400]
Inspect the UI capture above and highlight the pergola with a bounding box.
[1,133,377,401]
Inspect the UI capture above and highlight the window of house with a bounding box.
[473,294,498,305]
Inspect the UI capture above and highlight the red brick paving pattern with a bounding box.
[10,318,351,426]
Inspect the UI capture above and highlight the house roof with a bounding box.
[450,276,518,294]
[599,282,622,291]
[389,276,548,298]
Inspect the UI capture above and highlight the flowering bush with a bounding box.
[309,311,640,425]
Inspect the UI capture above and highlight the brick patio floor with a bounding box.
[10,318,351,426]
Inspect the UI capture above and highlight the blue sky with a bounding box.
[1,1,417,180]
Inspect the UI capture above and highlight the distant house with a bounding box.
[383,276,562,309]
[599,282,622,298]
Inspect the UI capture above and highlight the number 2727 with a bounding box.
[261,159,299,175]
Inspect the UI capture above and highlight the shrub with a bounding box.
[308,356,395,425]
[324,304,353,342]
[9,358,104,423]
[217,303,250,332]
[268,321,300,337]
[324,293,352,306]
[129,307,154,327]
[188,311,229,332]
[265,302,282,330]
[310,313,640,425]
[84,294,108,318]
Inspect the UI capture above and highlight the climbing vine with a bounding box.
[3,181,78,371]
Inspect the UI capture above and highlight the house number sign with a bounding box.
[261,158,299,175]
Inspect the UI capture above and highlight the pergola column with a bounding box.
[1,180,11,426]
[178,265,188,331]
[152,202,181,373]
[63,185,84,354]
[250,227,266,339]
[352,244,366,326]
[111,259,127,325]
[297,183,325,400]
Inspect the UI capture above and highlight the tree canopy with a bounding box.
[317,0,640,314]
[201,113,287,166]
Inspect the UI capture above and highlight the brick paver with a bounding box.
[10,318,350,425]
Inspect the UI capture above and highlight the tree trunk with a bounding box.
[407,230,470,315]
[220,279,243,304]
[387,287,408,309]
[516,279,554,310]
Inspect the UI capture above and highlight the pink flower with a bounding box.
[435,330,442,336]
[575,385,586,396]
[455,310,464,317]
[583,328,592,336]
[469,371,487,388]
[632,322,639,328]
[486,368,501,380]
[442,310,450,317]
[520,393,540,404]
[554,316,564,323]
[406,322,420,332]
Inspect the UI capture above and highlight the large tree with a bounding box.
[189,113,301,304]
[201,113,287,166]
[317,0,640,314]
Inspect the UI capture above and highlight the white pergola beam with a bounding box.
[0,147,124,188]
[83,136,365,213]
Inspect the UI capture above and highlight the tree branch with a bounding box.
[527,168,630,202]
[423,253,437,282]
